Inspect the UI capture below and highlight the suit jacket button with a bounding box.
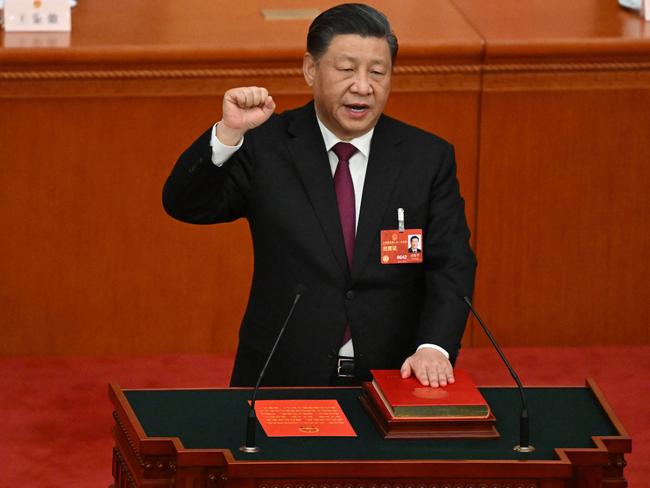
[345,290,355,300]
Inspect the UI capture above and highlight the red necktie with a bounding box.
[332,142,358,344]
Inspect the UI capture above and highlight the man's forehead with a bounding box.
[324,34,391,60]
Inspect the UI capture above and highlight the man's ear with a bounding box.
[303,52,316,87]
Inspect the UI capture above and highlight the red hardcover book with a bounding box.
[370,369,490,419]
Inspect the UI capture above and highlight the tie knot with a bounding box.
[332,142,358,163]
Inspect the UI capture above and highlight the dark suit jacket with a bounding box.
[163,102,476,386]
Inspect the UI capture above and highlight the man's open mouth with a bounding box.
[345,103,370,112]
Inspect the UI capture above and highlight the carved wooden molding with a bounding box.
[0,67,302,81]
[0,64,482,81]
[484,61,650,73]
[113,411,146,466]
[2,60,648,82]
[112,448,138,488]
[484,68,650,91]
[2,60,648,98]
[257,481,539,488]
[0,64,482,98]
[113,411,177,477]
[482,60,650,90]
[397,65,481,74]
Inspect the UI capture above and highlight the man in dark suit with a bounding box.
[163,4,476,388]
[408,236,422,254]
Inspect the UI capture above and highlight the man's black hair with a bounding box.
[307,3,398,63]
[411,236,419,241]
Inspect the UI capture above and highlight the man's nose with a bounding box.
[351,72,372,95]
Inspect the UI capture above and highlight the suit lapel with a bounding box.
[287,103,350,277]
[352,116,403,281]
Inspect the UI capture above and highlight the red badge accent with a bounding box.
[380,229,423,264]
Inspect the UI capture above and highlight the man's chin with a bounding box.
[336,117,377,139]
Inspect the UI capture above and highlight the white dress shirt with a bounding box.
[209,121,448,360]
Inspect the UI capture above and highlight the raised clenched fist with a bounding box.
[216,86,276,146]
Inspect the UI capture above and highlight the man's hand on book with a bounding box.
[400,348,455,388]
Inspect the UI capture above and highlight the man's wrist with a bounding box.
[210,123,244,167]
[416,343,449,359]
[215,121,245,146]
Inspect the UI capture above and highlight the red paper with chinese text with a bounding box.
[252,399,357,437]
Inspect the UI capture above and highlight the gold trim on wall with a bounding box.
[1,61,648,98]
[3,60,649,82]
[0,64,483,98]
[0,64,483,82]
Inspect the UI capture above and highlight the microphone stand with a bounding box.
[463,296,535,453]
[240,288,304,453]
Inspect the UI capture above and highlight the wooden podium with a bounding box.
[109,379,630,488]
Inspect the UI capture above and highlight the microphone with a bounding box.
[239,284,307,453]
[462,295,535,453]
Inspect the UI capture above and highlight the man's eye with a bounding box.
[338,68,354,72]
[371,71,385,76]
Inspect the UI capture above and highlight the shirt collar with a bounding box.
[316,116,374,158]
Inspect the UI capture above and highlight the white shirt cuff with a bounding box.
[416,343,449,359]
[210,123,244,166]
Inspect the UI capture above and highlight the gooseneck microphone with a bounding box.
[462,296,535,453]
[239,284,307,453]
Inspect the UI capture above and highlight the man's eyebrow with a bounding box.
[336,54,358,63]
[336,54,388,66]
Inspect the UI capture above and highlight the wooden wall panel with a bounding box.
[455,0,650,346]
[7,0,648,356]
[0,88,479,356]
[472,87,650,346]
[1,97,245,355]
[0,0,482,356]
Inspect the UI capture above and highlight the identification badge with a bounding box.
[380,229,423,264]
